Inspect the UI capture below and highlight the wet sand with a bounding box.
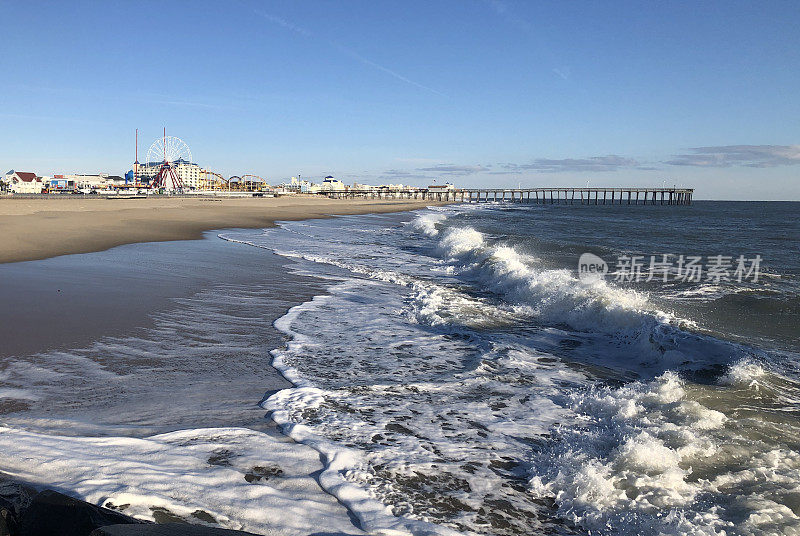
[0,231,372,533]
[0,195,442,264]
[0,231,328,435]
[0,195,439,433]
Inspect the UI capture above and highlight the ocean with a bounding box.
[1,201,798,535]
[226,201,800,535]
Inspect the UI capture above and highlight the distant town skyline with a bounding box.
[1,1,798,200]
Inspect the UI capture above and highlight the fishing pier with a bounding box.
[458,187,693,205]
[319,187,694,205]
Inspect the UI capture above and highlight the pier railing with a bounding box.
[316,187,694,205]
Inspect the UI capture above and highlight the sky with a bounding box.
[1,0,798,200]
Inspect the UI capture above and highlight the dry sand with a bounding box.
[0,195,442,264]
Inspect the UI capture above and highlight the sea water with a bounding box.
[223,201,800,535]
[1,201,798,536]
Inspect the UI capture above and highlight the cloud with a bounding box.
[380,169,433,180]
[389,155,639,178]
[501,155,639,173]
[416,164,491,176]
[666,145,800,167]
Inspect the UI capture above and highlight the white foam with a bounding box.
[0,387,38,401]
[528,368,800,535]
[260,263,582,534]
[408,211,448,237]
[437,227,485,257]
[0,426,364,535]
[265,298,466,536]
[719,359,768,386]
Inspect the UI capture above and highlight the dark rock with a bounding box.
[148,508,186,525]
[91,524,259,535]
[243,465,283,484]
[18,489,145,536]
[0,496,19,536]
[0,479,36,518]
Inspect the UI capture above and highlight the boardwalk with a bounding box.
[319,187,694,205]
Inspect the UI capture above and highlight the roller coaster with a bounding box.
[200,171,271,192]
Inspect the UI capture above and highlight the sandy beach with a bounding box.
[0,195,442,264]
[0,201,442,533]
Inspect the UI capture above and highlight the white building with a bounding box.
[284,176,308,193]
[173,160,205,189]
[4,171,42,193]
[138,159,205,190]
[319,175,346,191]
[61,174,110,188]
[428,182,455,191]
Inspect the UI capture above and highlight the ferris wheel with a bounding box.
[145,135,192,167]
[142,131,192,190]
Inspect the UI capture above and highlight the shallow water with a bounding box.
[0,236,363,534]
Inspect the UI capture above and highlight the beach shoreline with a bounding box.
[0,195,445,264]
[0,218,373,532]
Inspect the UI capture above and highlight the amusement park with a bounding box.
[128,128,272,194]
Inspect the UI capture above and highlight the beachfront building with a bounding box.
[381,183,421,192]
[138,159,205,190]
[172,160,205,189]
[290,176,346,193]
[299,182,319,193]
[60,174,108,189]
[48,176,76,191]
[283,176,311,193]
[351,182,376,191]
[4,171,43,193]
[428,182,455,193]
[319,176,346,192]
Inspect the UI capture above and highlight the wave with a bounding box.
[428,224,750,375]
[225,209,795,536]
[409,211,449,237]
[527,362,800,535]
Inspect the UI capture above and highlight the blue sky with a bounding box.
[1,0,798,199]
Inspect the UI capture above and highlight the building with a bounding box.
[319,175,346,191]
[48,175,76,191]
[428,182,455,191]
[4,171,42,193]
[138,159,205,190]
[104,175,126,187]
[283,176,307,193]
[60,174,109,189]
[299,181,319,193]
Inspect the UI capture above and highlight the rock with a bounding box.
[0,479,36,519]
[18,489,145,536]
[0,496,19,536]
[0,486,259,536]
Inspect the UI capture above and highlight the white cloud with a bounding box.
[501,155,638,173]
[666,145,800,167]
[416,164,491,176]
